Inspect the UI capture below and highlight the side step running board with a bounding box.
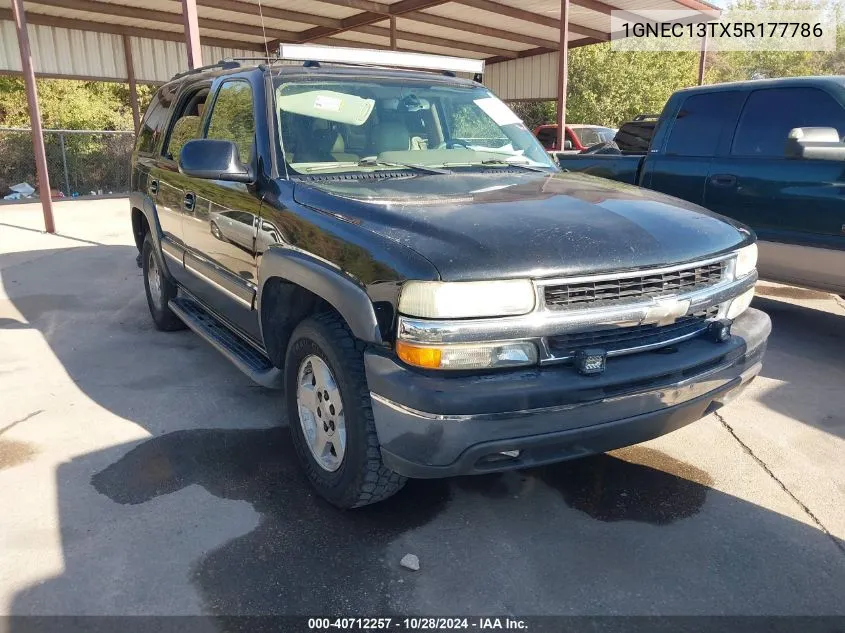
[169,296,283,389]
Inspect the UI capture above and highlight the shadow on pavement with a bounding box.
[3,245,845,616]
[753,296,845,439]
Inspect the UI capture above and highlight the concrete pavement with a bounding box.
[1,199,843,616]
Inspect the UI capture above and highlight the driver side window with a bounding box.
[205,81,256,165]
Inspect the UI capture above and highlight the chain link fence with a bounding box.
[0,128,135,201]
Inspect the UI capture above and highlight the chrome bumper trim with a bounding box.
[542,322,711,364]
[398,271,757,346]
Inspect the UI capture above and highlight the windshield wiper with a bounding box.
[356,158,451,175]
[479,159,550,173]
[304,159,449,175]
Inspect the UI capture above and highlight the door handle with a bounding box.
[709,174,737,188]
[149,180,158,195]
[183,192,196,211]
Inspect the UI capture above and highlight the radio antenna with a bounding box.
[257,0,271,62]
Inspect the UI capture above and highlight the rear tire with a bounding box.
[285,312,406,508]
[141,233,185,332]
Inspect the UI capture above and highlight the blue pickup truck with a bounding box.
[559,76,845,295]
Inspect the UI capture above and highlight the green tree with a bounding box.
[0,78,153,195]
[704,0,842,81]
[510,101,557,130]
[566,43,700,127]
[0,77,152,130]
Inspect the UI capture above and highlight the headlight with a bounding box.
[735,243,757,278]
[727,287,755,319]
[396,340,537,370]
[398,280,535,319]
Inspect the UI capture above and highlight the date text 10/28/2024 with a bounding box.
[308,618,528,630]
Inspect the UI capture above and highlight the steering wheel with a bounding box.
[436,139,471,149]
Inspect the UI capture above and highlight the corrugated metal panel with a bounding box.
[74,0,175,11]
[328,31,388,46]
[131,36,258,83]
[132,37,182,83]
[198,6,313,33]
[18,3,184,33]
[422,5,562,41]
[394,16,529,52]
[0,22,126,79]
[398,40,488,59]
[486,52,558,100]
[267,0,360,20]
[19,2,178,28]
[0,21,23,73]
[327,30,489,59]
[200,28,266,43]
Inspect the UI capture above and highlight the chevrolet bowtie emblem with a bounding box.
[642,297,691,326]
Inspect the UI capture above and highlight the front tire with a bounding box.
[141,233,185,332]
[285,312,406,508]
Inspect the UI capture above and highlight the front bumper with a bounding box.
[365,308,770,478]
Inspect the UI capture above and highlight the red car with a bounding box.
[534,124,617,151]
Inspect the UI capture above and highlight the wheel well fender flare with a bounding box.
[130,191,179,281]
[258,248,383,345]
[129,190,163,253]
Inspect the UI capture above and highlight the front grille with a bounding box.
[543,261,725,309]
[546,307,718,359]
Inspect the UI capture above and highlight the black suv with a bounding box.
[130,54,770,508]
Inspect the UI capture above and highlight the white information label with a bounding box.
[314,95,342,111]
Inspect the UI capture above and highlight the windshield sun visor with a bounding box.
[276,89,375,126]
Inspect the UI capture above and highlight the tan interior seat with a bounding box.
[331,134,359,162]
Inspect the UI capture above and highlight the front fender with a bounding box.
[258,247,383,345]
[129,190,163,251]
[130,190,179,281]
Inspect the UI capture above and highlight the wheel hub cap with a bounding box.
[147,250,163,310]
[296,355,346,472]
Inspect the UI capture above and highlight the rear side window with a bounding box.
[575,128,600,146]
[136,86,175,154]
[205,81,256,164]
[665,91,743,157]
[162,85,210,162]
[614,121,655,153]
[732,87,845,157]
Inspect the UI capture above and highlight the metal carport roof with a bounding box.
[1,0,719,85]
[0,0,719,232]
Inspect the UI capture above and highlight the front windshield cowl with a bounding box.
[272,74,558,178]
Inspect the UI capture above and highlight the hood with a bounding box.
[292,171,752,282]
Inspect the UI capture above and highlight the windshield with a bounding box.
[273,78,557,176]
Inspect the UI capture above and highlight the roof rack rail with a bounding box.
[632,113,660,121]
[171,59,242,80]
[278,44,484,75]
[220,56,280,64]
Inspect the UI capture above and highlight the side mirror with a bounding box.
[178,139,253,182]
[785,127,845,161]
[563,140,573,151]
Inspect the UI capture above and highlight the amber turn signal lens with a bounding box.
[396,341,442,369]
